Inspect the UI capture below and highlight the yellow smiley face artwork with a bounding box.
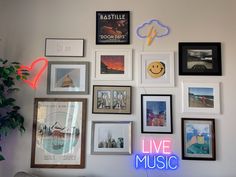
[147,61,165,78]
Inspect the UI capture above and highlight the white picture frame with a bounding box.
[45,38,84,57]
[139,52,174,87]
[93,49,132,80]
[182,81,220,114]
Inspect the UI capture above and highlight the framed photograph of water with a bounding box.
[31,98,87,168]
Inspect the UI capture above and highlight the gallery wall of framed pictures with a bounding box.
[29,9,225,171]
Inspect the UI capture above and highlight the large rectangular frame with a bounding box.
[93,49,132,80]
[47,61,89,95]
[91,121,132,155]
[139,52,174,87]
[31,98,87,168]
[141,94,173,134]
[179,42,221,75]
[45,38,84,57]
[92,85,132,114]
[182,81,220,114]
[96,11,130,44]
[182,118,216,160]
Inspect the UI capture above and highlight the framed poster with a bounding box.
[91,121,132,155]
[96,11,130,44]
[94,49,132,80]
[139,52,174,87]
[92,85,132,114]
[182,81,220,114]
[31,98,87,168]
[45,38,84,57]
[179,42,221,75]
[182,118,216,160]
[47,61,89,95]
[141,94,173,134]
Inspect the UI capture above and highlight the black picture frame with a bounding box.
[179,42,221,75]
[141,94,173,134]
[96,11,130,45]
[92,85,132,114]
[181,118,216,161]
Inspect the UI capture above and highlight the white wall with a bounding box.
[1,0,236,177]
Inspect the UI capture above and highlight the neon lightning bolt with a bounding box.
[146,26,157,46]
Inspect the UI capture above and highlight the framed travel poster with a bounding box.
[141,94,173,134]
[94,49,132,80]
[91,121,132,155]
[92,85,132,114]
[139,52,174,87]
[182,82,220,114]
[47,61,89,94]
[182,118,216,160]
[31,98,87,168]
[179,42,221,75]
[96,11,130,44]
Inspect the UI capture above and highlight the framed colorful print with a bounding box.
[47,61,89,94]
[139,52,174,87]
[141,94,173,134]
[179,42,221,75]
[182,118,216,160]
[91,121,132,155]
[31,98,87,168]
[96,11,130,44]
[45,38,84,57]
[182,82,220,114]
[94,49,132,80]
[92,85,132,114]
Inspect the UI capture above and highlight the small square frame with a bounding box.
[182,118,216,160]
[91,121,132,155]
[141,94,173,134]
[179,42,221,75]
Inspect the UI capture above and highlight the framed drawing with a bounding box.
[139,52,174,87]
[141,94,173,134]
[93,49,132,80]
[31,98,87,168]
[91,121,132,155]
[45,38,84,57]
[47,61,89,94]
[92,85,132,114]
[179,42,221,75]
[96,11,130,44]
[182,82,220,114]
[182,118,216,160]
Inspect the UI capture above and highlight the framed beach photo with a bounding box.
[179,42,221,75]
[182,118,216,160]
[93,49,132,80]
[31,98,87,168]
[141,94,173,134]
[182,82,220,114]
[139,52,174,87]
[47,61,89,94]
[91,121,132,155]
[92,85,132,114]
[96,11,130,44]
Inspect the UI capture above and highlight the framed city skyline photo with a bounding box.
[94,49,132,80]
[182,82,220,114]
[96,11,130,44]
[141,94,173,134]
[139,52,174,87]
[182,118,216,160]
[31,98,87,168]
[47,61,89,94]
[91,121,132,155]
[179,42,221,75]
[92,85,132,114]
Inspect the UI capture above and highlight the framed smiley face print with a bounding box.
[139,52,175,87]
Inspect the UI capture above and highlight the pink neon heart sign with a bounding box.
[17,57,48,89]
